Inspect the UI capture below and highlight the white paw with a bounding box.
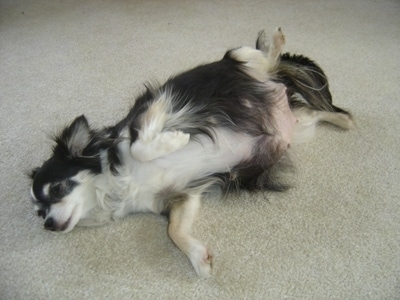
[189,242,213,278]
[269,27,285,61]
[272,27,285,49]
[131,130,190,162]
[337,113,355,130]
[159,131,190,153]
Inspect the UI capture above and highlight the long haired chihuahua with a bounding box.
[30,28,353,277]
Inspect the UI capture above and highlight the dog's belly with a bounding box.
[144,85,297,188]
[154,129,258,184]
[270,83,298,149]
[115,83,297,214]
[108,130,256,215]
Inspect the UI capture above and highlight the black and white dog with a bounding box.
[29,28,353,277]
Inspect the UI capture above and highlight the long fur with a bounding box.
[29,28,353,277]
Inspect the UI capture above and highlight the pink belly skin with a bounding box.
[271,83,298,149]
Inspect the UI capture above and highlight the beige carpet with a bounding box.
[1,0,399,299]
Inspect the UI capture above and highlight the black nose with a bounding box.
[44,218,56,231]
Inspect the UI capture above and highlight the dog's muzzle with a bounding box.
[44,217,71,232]
[44,218,56,231]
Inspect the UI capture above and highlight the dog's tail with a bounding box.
[274,53,351,116]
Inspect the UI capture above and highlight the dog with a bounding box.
[29,28,353,277]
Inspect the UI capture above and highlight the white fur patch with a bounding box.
[131,91,191,161]
[42,183,50,197]
[233,28,285,82]
[229,47,271,82]
[131,130,190,162]
[154,129,257,184]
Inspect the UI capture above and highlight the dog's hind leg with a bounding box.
[166,192,212,277]
[256,29,270,53]
[295,105,354,129]
[293,107,354,143]
[256,27,285,67]
[228,27,285,81]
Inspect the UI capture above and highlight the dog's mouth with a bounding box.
[44,206,80,233]
[60,215,72,231]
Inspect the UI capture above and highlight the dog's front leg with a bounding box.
[131,94,190,162]
[167,193,212,277]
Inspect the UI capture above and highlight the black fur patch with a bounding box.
[31,44,352,210]
[105,52,285,190]
[277,53,350,116]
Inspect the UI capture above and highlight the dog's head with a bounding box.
[30,115,102,232]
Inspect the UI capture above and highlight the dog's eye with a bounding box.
[48,179,77,201]
[49,182,64,200]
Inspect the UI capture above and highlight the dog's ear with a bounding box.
[29,167,40,179]
[55,115,92,158]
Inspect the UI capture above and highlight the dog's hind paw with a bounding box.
[189,242,213,278]
[271,27,285,55]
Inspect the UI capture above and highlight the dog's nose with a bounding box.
[44,218,56,231]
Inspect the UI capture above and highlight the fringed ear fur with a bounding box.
[56,115,92,158]
[28,167,40,180]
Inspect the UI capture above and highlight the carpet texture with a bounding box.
[1,0,399,299]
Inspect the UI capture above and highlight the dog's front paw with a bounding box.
[131,130,190,161]
[159,131,190,153]
[189,242,213,278]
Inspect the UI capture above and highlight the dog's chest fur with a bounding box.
[96,128,260,218]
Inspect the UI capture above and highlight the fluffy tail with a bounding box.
[273,53,354,145]
[275,53,351,116]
